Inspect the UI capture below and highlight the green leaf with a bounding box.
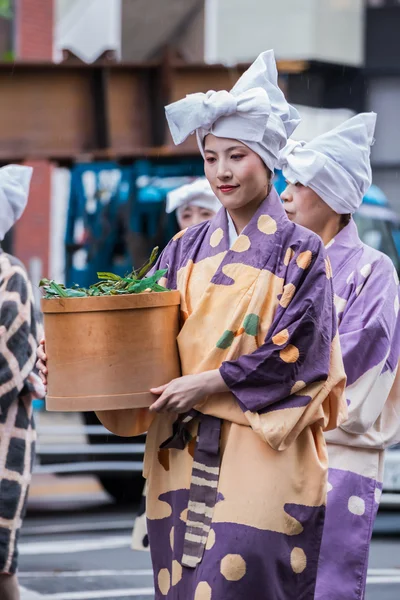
[64,289,87,298]
[97,272,123,281]
[127,269,167,294]
[39,278,51,288]
[49,281,69,298]
[135,247,159,280]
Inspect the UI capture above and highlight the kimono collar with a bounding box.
[203,186,288,260]
[326,218,363,275]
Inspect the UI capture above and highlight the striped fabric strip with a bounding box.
[159,411,222,569]
[181,414,221,568]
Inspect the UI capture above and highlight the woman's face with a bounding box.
[204,135,270,212]
[281,182,337,232]
[177,204,216,229]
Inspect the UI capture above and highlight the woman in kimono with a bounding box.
[167,177,221,230]
[0,165,44,600]
[279,113,400,600]
[38,50,347,600]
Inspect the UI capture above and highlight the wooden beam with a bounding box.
[0,58,311,161]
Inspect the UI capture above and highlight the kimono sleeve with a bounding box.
[334,257,400,438]
[219,236,347,451]
[0,258,40,412]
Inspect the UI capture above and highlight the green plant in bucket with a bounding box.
[40,247,169,299]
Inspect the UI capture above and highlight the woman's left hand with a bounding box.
[149,370,228,414]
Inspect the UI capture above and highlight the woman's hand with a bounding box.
[36,338,48,389]
[149,369,228,414]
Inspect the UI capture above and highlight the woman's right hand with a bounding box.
[36,338,48,389]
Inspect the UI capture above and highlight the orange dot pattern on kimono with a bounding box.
[272,329,290,346]
[280,344,300,363]
[284,247,295,266]
[233,235,251,252]
[210,227,224,248]
[291,547,307,573]
[279,283,296,308]
[220,553,247,581]
[296,250,313,270]
[194,581,212,600]
[173,228,188,241]
[257,215,278,235]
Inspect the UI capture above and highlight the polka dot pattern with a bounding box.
[284,247,294,266]
[257,215,277,235]
[210,227,224,248]
[233,235,251,252]
[206,528,216,550]
[220,554,247,581]
[194,581,212,600]
[291,381,305,394]
[296,251,312,270]
[158,568,171,596]
[280,344,300,363]
[290,547,307,573]
[348,496,365,516]
[173,228,187,241]
[395,295,399,317]
[346,271,354,285]
[360,263,372,278]
[327,482,333,493]
[280,283,296,308]
[272,329,290,346]
[172,560,182,586]
[170,526,174,551]
[375,488,382,504]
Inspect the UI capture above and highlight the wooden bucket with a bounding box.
[42,291,181,412]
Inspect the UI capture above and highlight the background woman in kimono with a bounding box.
[133,178,220,551]
[280,113,400,600]
[0,166,44,600]
[167,177,221,230]
[38,50,348,600]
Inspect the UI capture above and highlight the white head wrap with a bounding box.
[166,178,220,215]
[165,50,300,172]
[0,165,33,241]
[279,113,377,215]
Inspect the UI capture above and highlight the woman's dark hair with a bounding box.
[340,214,352,228]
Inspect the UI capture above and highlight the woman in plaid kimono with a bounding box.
[0,165,44,600]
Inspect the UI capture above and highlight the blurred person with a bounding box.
[166,177,220,230]
[280,113,400,600]
[0,166,44,600]
[38,50,348,599]
[132,177,220,552]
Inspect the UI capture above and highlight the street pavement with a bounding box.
[18,475,400,600]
